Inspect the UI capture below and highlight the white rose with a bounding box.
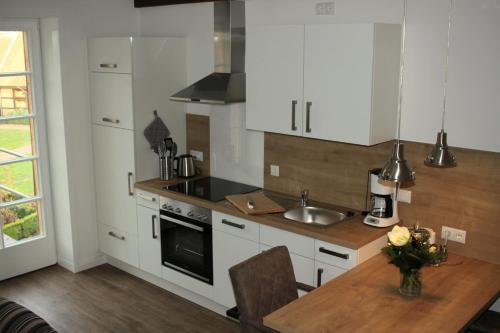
[387,225,411,247]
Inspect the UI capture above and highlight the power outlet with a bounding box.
[397,189,411,203]
[441,226,467,244]
[316,2,335,15]
[190,150,204,162]
[270,164,280,177]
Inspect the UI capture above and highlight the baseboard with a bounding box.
[75,255,107,272]
[106,257,229,317]
[57,256,76,273]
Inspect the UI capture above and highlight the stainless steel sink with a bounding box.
[283,206,355,227]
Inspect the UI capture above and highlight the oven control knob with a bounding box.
[174,208,182,214]
[167,205,174,211]
[162,204,168,209]
[187,211,194,217]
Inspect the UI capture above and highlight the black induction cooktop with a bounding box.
[164,177,260,202]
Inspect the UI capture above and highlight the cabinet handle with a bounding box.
[291,100,298,131]
[108,231,125,241]
[319,247,350,260]
[152,215,158,239]
[317,268,324,287]
[221,219,245,230]
[99,63,118,69]
[127,172,134,196]
[137,193,156,202]
[102,117,120,124]
[306,102,312,133]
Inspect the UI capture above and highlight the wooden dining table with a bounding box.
[264,253,500,333]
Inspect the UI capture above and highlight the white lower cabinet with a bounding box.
[260,243,314,297]
[212,229,260,308]
[314,261,347,287]
[137,204,161,278]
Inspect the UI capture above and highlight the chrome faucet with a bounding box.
[300,189,309,207]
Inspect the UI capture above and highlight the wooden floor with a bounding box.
[0,264,240,333]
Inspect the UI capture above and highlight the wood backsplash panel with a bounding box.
[186,114,210,176]
[264,133,500,265]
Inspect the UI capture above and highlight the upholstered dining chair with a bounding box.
[0,297,57,333]
[229,246,315,333]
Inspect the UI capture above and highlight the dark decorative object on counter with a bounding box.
[382,225,445,297]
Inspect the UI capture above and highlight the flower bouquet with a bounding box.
[382,225,444,296]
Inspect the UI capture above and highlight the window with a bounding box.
[0,23,48,249]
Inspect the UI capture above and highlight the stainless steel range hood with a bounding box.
[171,0,245,105]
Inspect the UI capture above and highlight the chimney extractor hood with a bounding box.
[171,0,245,104]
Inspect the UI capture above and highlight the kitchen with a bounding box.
[0,0,499,332]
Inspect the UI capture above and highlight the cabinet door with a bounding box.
[260,244,314,293]
[137,205,161,277]
[90,73,134,130]
[93,124,137,236]
[246,25,304,135]
[88,37,132,74]
[213,230,259,308]
[304,24,374,144]
[314,261,347,287]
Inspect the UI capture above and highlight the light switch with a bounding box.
[190,150,204,162]
[270,164,280,177]
[397,189,411,203]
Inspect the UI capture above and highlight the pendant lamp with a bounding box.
[379,0,416,183]
[424,0,457,168]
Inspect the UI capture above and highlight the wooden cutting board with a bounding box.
[225,192,285,215]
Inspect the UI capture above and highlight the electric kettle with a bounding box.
[175,154,198,178]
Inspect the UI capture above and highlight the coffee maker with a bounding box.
[363,168,399,228]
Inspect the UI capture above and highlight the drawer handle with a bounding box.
[102,117,120,124]
[138,193,156,202]
[108,231,125,241]
[221,219,245,230]
[317,268,324,287]
[319,247,349,260]
[100,63,118,69]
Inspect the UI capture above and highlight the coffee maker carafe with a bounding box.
[363,168,399,228]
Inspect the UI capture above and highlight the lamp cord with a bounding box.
[442,0,454,131]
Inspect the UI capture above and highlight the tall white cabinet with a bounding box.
[246,23,401,146]
[89,37,186,267]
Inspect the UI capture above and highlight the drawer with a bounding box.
[260,224,314,259]
[136,189,159,210]
[88,37,132,74]
[314,239,357,270]
[212,211,259,242]
[90,73,134,130]
[98,223,138,267]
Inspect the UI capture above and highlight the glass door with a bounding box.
[0,20,56,280]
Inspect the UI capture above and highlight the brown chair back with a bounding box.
[229,246,298,333]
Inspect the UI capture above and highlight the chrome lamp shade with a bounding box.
[424,129,457,167]
[379,142,416,183]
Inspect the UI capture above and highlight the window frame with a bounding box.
[0,19,54,249]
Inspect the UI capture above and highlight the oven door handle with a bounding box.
[160,215,205,232]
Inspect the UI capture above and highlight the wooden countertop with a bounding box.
[264,253,500,333]
[135,178,388,249]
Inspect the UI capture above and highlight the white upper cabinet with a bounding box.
[246,25,305,136]
[246,23,401,146]
[90,73,134,130]
[88,38,132,74]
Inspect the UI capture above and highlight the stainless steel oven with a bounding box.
[160,197,213,285]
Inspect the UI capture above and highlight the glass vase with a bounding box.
[399,269,421,297]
